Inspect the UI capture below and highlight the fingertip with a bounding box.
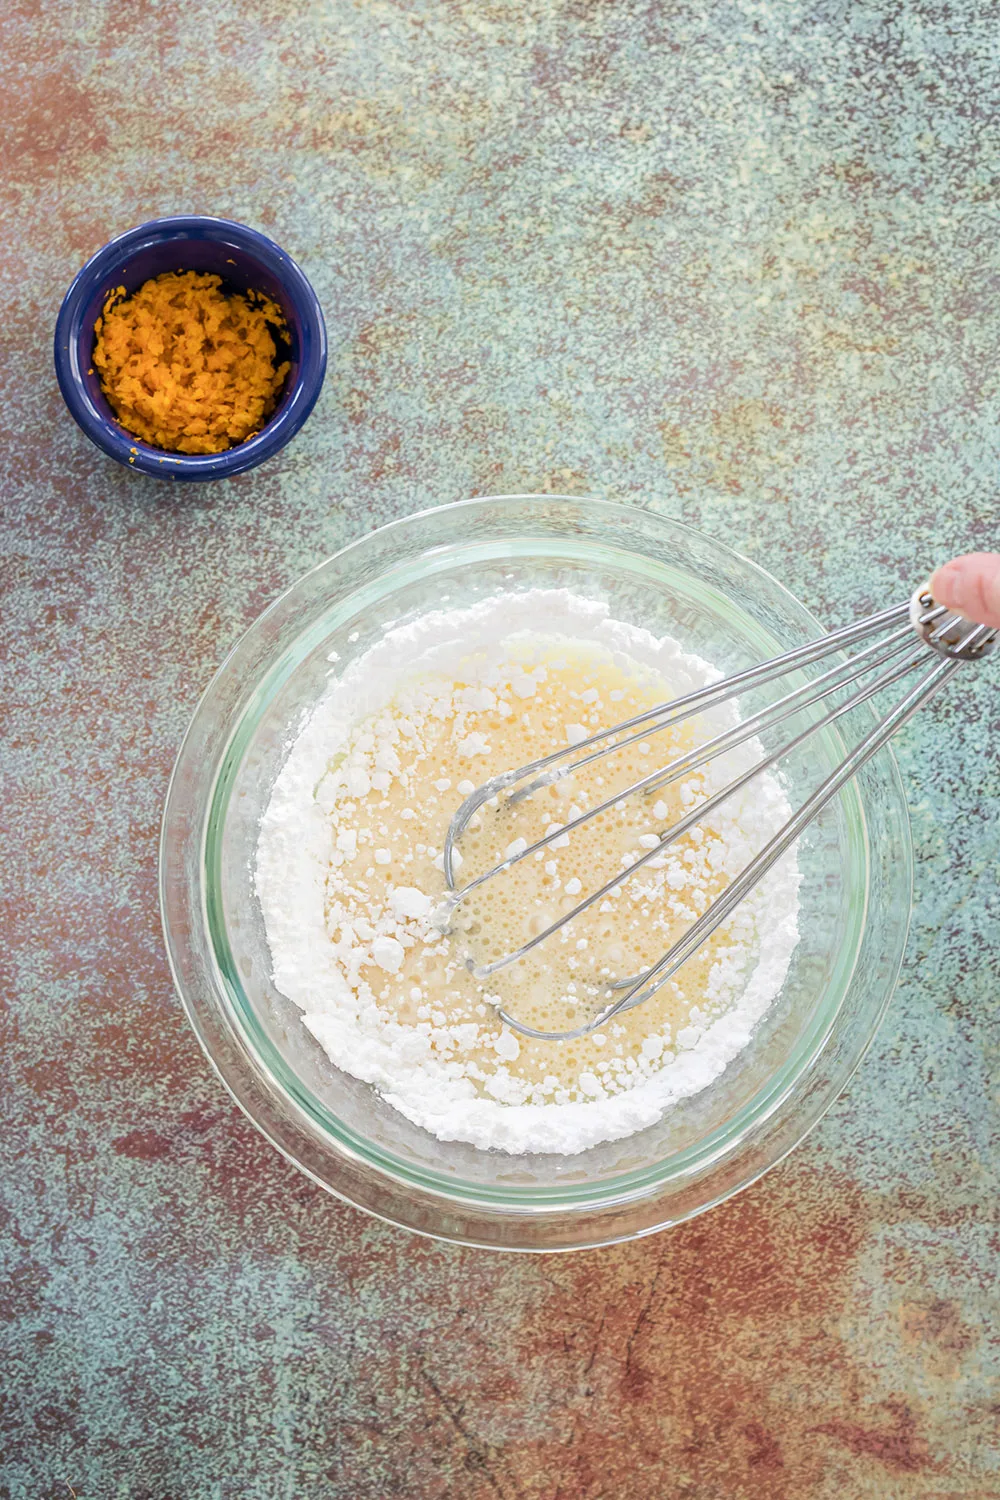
[930,552,1000,630]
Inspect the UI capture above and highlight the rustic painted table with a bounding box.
[3,1,999,1495]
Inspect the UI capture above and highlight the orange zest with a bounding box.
[92,270,290,454]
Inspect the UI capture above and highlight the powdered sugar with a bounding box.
[255,589,801,1155]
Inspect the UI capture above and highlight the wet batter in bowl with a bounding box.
[255,591,800,1154]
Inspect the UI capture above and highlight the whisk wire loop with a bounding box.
[440,585,996,1041]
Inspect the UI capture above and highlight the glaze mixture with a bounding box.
[255,591,800,1154]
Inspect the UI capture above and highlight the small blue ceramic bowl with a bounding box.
[54,215,327,481]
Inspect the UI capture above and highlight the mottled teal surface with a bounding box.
[2,0,999,1495]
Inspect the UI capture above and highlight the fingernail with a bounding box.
[930,557,972,611]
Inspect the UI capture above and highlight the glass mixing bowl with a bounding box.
[160,496,912,1250]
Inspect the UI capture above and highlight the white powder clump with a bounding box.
[457,732,491,758]
[255,589,801,1157]
[371,936,404,974]
[389,887,433,921]
[494,1030,520,1062]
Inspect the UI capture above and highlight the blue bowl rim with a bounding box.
[53,214,328,481]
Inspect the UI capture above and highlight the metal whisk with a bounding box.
[439,579,997,1041]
